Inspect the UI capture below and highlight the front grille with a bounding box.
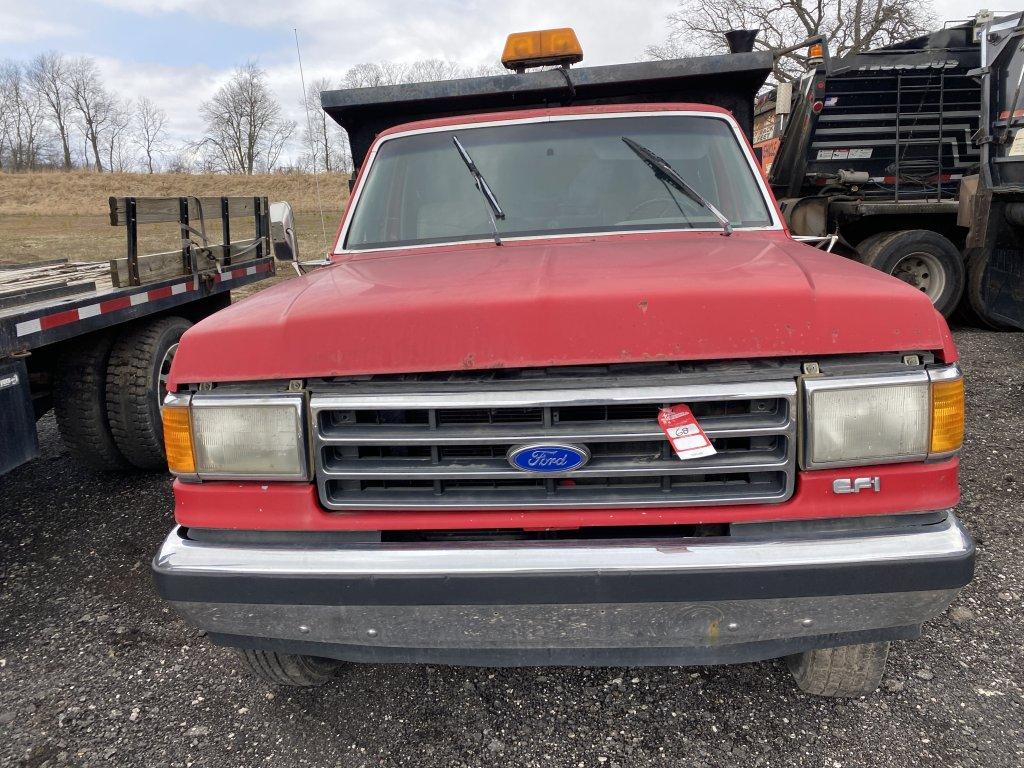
[310,378,797,510]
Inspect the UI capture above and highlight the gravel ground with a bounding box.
[0,328,1021,768]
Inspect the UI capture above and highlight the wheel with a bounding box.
[786,641,890,697]
[859,230,965,318]
[53,333,131,471]
[237,649,342,687]
[105,316,192,470]
[853,231,894,264]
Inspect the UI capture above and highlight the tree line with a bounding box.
[0,53,500,176]
[2,0,935,174]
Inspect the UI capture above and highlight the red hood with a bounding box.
[168,232,956,387]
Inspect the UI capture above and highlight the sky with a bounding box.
[0,0,978,165]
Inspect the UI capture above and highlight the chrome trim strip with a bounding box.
[321,451,789,480]
[928,363,963,384]
[310,380,797,410]
[315,411,793,445]
[155,514,971,576]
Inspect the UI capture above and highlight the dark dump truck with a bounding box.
[762,11,1024,326]
[0,196,277,477]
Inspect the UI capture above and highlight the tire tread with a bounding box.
[53,333,130,471]
[106,316,190,469]
[787,641,890,697]
[237,649,339,687]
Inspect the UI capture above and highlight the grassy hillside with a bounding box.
[0,171,350,265]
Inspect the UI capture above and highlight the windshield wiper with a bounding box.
[452,135,505,246]
[621,136,733,236]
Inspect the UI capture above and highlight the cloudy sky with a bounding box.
[0,0,977,163]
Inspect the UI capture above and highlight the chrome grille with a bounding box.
[310,380,797,510]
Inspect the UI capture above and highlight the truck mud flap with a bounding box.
[967,199,1024,330]
[0,358,38,475]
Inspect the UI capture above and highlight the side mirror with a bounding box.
[269,201,299,261]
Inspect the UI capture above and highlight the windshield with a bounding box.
[344,114,774,251]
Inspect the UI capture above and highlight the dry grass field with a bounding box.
[0,171,350,266]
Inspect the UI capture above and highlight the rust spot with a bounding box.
[638,299,649,314]
[461,354,475,369]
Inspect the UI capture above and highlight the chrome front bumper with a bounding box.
[153,514,974,666]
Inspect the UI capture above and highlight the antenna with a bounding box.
[294,28,330,259]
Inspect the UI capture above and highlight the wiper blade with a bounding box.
[452,135,505,245]
[621,136,733,235]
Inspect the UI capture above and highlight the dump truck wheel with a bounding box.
[106,316,192,470]
[53,333,131,471]
[787,641,889,697]
[237,649,342,687]
[852,231,894,264]
[861,230,964,318]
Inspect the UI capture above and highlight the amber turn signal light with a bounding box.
[502,28,583,71]
[930,377,964,454]
[162,405,196,475]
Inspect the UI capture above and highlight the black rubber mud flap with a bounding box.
[967,244,1024,330]
[0,358,39,475]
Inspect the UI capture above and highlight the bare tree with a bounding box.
[196,61,295,174]
[647,0,936,80]
[134,96,167,173]
[104,98,134,172]
[67,57,113,171]
[300,77,350,174]
[341,61,410,89]
[0,61,49,171]
[26,52,75,169]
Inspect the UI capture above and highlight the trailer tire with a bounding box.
[237,649,341,687]
[860,230,964,318]
[53,333,131,471]
[106,316,192,470]
[786,641,890,698]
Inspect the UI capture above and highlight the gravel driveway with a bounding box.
[0,328,1021,768]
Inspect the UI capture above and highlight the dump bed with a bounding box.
[770,24,982,200]
[321,51,774,172]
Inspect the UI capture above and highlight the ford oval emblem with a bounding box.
[507,443,591,473]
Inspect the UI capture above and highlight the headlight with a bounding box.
[804,365,963,469]
[162,393,308,480]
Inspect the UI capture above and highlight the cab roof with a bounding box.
[321,51,772,173]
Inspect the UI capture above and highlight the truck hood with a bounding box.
[169,232,955,387]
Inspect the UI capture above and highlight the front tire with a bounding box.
[786,641,890,697]
[237,649,342,687]
[105,316,191,470]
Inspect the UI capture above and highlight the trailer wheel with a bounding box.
[786,641,890,697]
[236,649,342,687]
[106,316,192,470]
[53,333,131,471]
[859,230,964,318]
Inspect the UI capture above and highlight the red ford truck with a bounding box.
[152,30,973,697]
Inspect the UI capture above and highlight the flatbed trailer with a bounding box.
[0,195,277,477]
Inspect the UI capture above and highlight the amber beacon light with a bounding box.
[502,28,584,72]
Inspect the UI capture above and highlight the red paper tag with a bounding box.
[658,404,716,460]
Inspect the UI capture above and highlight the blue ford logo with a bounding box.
[507,443,591,473]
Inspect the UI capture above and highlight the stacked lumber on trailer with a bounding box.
[0,260,111,310]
